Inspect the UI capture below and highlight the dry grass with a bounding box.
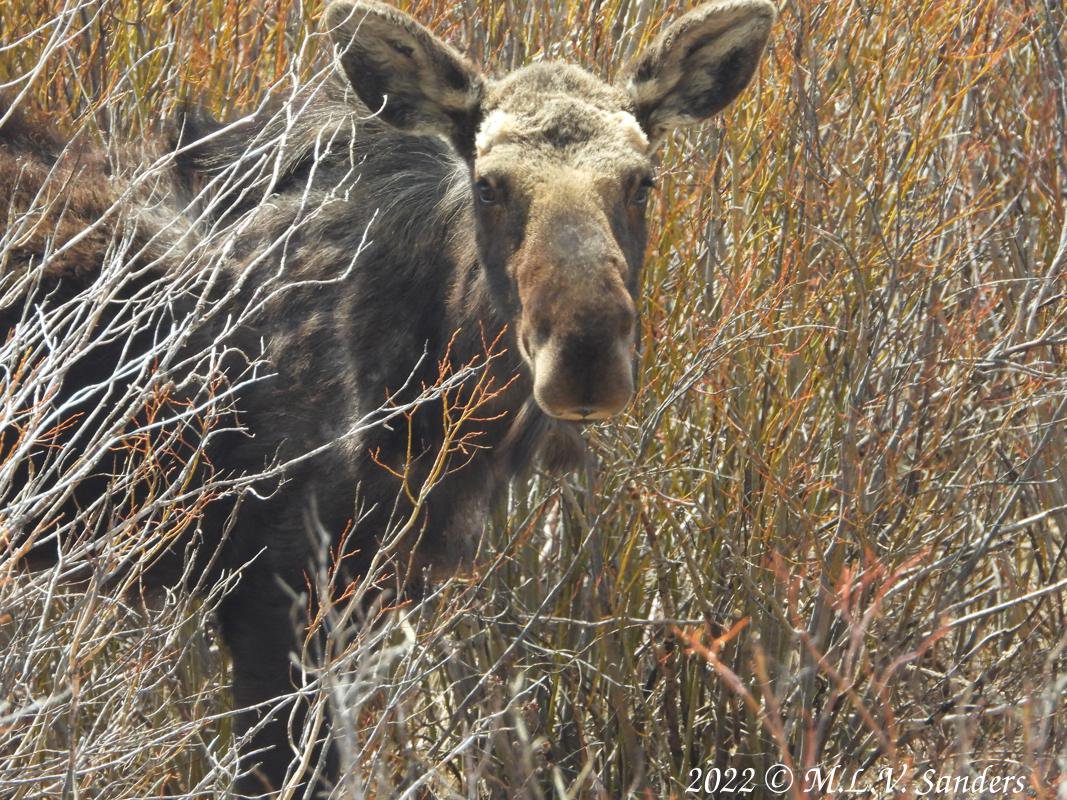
[2,0,1066,797]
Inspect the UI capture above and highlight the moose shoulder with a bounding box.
[1,0,775,794]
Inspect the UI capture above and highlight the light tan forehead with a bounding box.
[474,62,652,176]
[473,101,654,183]
[476,105,649,159]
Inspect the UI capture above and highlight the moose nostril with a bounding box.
[575,407,593,418]
[534,321,551,346]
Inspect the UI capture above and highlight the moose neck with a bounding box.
[182,81,545,475]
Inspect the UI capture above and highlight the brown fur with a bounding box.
[0,116,115,285]
[1,2,775,793]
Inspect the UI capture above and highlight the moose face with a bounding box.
[327,0,776,421]
[470,66,651,421]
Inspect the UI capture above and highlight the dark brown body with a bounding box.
[1,91,556,793]
[2,1,774,794]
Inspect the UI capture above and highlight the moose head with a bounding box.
[326,0,776,421]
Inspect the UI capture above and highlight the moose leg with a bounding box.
[219,569,337,797]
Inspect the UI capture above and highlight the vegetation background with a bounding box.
[1,0,1065,797]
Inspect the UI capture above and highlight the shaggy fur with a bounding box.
[1,1,774,793]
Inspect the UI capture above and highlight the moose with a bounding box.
[1,0,775,794]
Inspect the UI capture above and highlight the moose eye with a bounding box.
[632,177,656,208]
[475,177,500,205]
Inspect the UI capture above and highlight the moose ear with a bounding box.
[325,1,483,157]
[625,1,776,142]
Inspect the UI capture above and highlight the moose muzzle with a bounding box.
[516,214,638,422]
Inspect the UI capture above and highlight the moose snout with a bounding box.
[524,297,637,422]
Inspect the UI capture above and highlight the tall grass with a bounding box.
[2,0,1065,797]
